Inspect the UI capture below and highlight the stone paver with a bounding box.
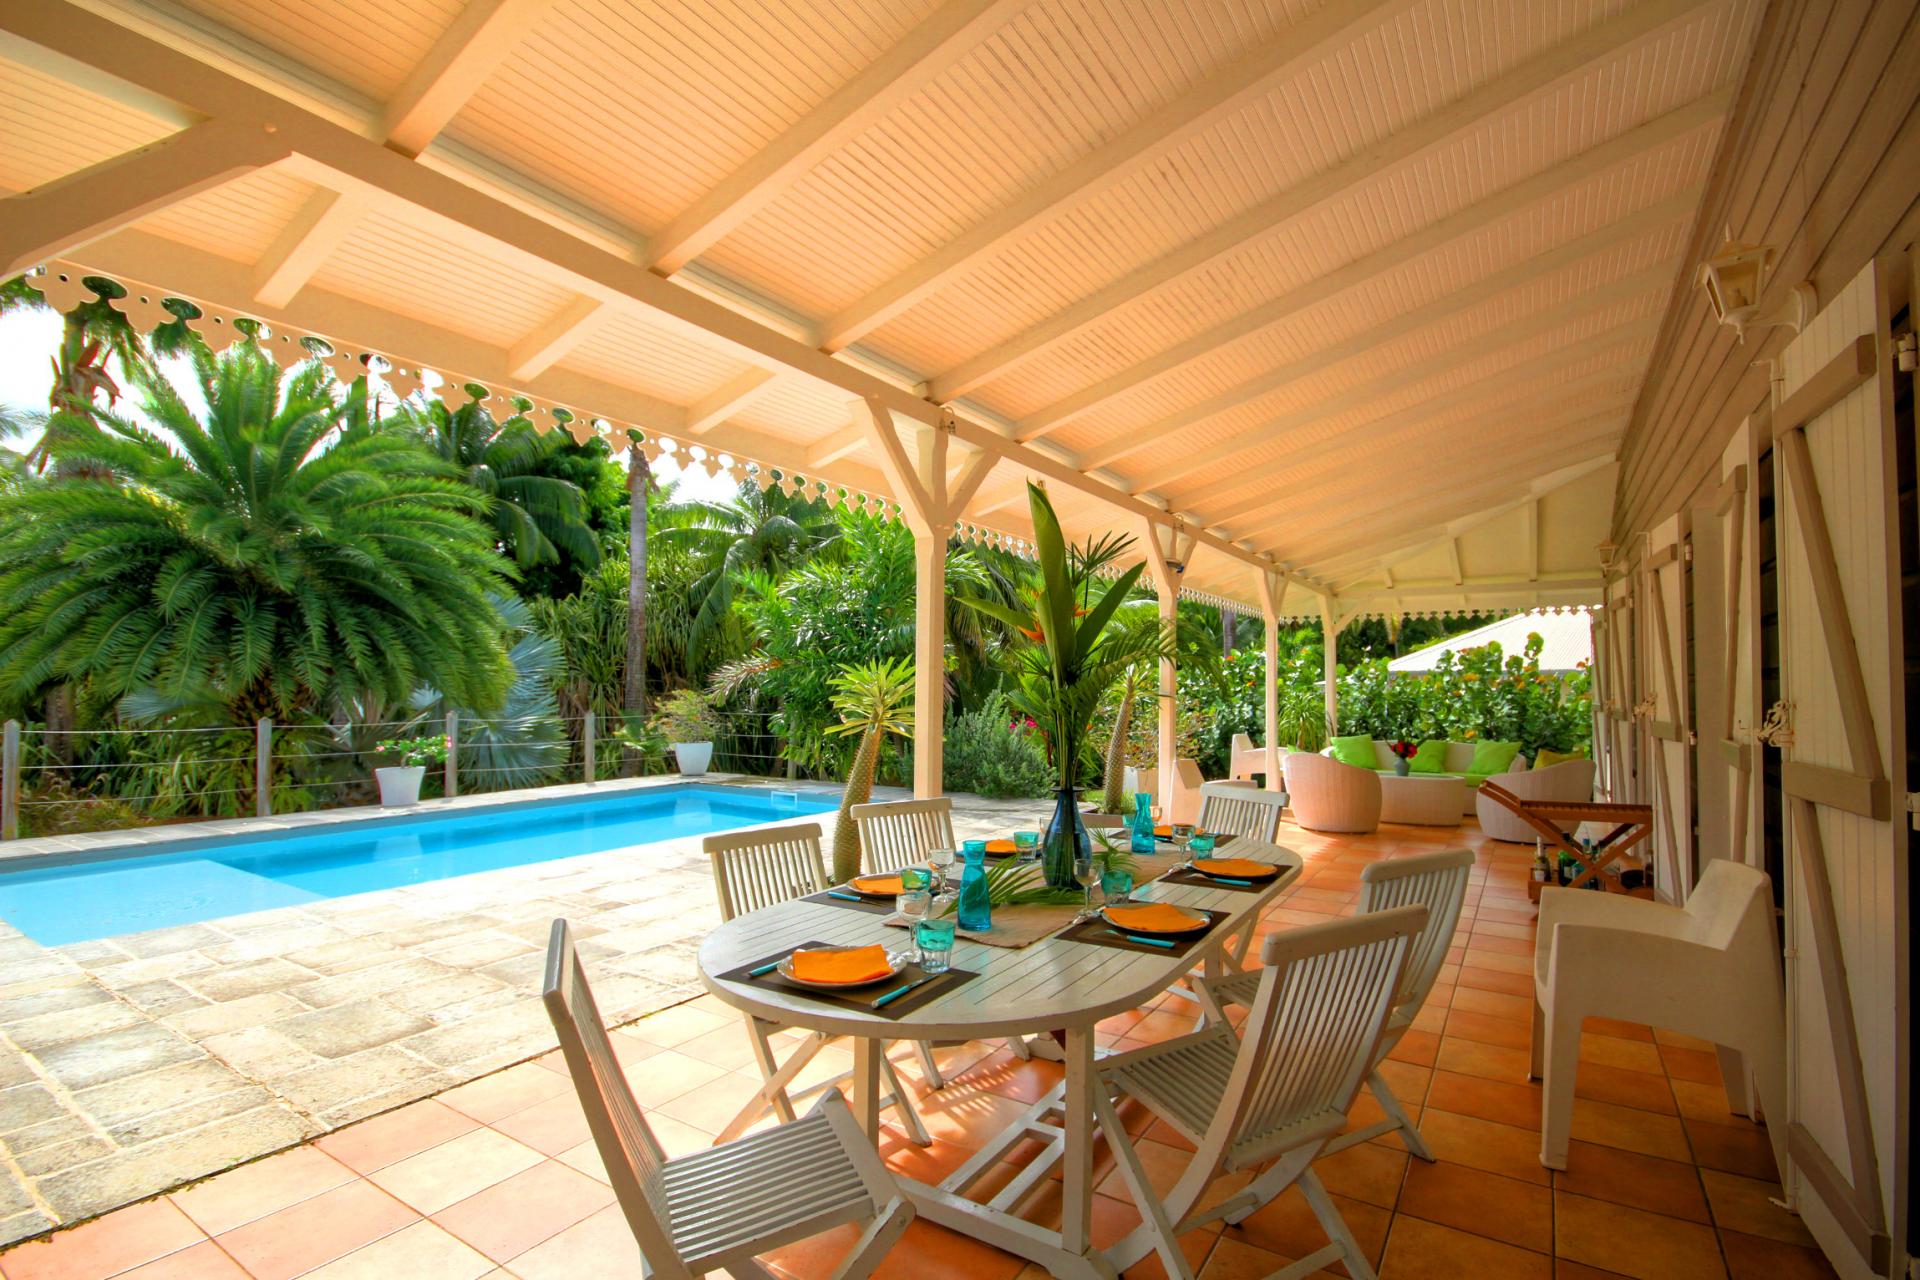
[0,776,1007,1247]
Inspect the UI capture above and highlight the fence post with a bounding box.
[445,711,459,799]
[583,710,595,785]
[255,718,271,818]
[2,720,18,841]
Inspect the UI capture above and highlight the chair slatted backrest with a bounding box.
[1211,906,1426,1170]
[705,822,829,920]
[1357,848,1475,1014]
[1196,782,1286,844]
[543,920,687,1276]
[849,798,955,874]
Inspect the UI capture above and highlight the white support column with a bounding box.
[1320,599,1342,734]
[862,400,991,799]
[1141,521,1194,805]
[1254,568,1287,792]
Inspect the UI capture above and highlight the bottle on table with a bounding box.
[957,844,992,932]
[1129,792,1157,854]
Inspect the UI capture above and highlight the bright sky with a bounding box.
[0,306,733,502]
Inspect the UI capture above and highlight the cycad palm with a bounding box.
[825,657,915,882]
[395,393,600,574]
[0,343,514,721]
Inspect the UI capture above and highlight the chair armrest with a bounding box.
[1536,886,1684,941]
[1544,923,1710,998]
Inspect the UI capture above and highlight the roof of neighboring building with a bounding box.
[1387,609,1593,675]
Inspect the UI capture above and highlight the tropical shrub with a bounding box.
[0,343,514,723]
[1334,633,1590,757]
[649,688,720,743]
[376,735,448,768]
[943,693,1051,799]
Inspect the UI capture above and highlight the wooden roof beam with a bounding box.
[647,0,1026,274]
[815,0,1420,351]
[1052,186,1698,461]
[506,295,613,379]
[250,0,558,307]
[934,5,1728,406]
[684,369,781,436]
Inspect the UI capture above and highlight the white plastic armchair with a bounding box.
[544,920,914,1279]
[1283,751,1382,833]
[1166,758,1206,825]
[1228,732,1267,781]
[849,797,955,873]
[1531,859,1787,1173]
[1476,758,1596,842]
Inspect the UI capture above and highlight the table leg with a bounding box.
[850,1036,881,1140]
[1060,1025,1095,1256]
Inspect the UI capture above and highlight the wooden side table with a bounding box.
[1477,781,1654,900]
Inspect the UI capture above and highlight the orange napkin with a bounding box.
[984,838,1019,855]
[850,874,907,895]
[790,945,893,983]
[1192,858,1277,879]
[1104,903,1206,934]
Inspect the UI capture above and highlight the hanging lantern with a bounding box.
[1697,235,1814,341]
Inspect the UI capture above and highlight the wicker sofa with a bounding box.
[1323,739,1532,815]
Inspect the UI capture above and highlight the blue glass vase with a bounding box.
[1129,792,1157,854]
[1041,786,1090,891]
[957,845,992,932]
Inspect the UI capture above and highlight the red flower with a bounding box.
[1387,739,1417,759]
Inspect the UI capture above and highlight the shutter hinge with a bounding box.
[1682,543,1694,563]
[1896,331,1917,373]
[1905,791,1920,831]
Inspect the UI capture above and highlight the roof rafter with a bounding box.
[249,0,559,307]
[930,0,1726,405]
[506,295,613,379]
[1044,186,1700,460]
[648,0,1027,274]
[684,369,781,436]
[815,0,1420,351]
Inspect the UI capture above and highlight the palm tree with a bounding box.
[0,343,514,723]
[657,480,836,651]
[625,437,650,728]
[824,657,915,882]
[394,394,601,577]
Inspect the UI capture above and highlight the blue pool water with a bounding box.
[0,785,835,946]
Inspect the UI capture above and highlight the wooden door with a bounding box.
[1643,513,1694,901]
[1771,259,1905,1277]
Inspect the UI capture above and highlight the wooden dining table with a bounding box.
[697,843,1303,1279]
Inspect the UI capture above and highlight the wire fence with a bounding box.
[0,708,802,841]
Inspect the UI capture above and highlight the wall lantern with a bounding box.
[1697,234,1815,340]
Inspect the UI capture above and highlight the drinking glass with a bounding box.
[895,889,932,961]
[1170,822,1195,852]
[1013,830,1039,858]
[899,867,931,892]
[1186,832,1217,858]
[915,917,956,973]
[1100,868,1134,904]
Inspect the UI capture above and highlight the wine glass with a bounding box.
[926,847,956,910]
[1074,852,1102,923]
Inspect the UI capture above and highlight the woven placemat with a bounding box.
[716,942,978,1020]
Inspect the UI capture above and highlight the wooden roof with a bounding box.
[0,0,1765,609]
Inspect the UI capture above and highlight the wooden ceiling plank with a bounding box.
[932,4,1728,404]
[648,0,1029,274]
[816,0,1421,351]
[1056,187,1699,461]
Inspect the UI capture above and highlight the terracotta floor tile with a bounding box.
[1658,1044,1725,1085]
[1464,933,1534,957]
[1379,1215,1551,1279]
[872,1218,1026,1280]
[1572,1062,1678,1115]
[215,1179,418,1280]
[1651,1028,1715,1051]
[368,1127,545,1215]
[170,1145,357,1235]
[486,1092,592,1156]
[1447,985,1532,1022]
[1455,967,1535,998]
[0,1200,204,1280]
[616,1048,732,1109]
[1682,1119,1779,1181]
[619,1003,733,1049]
[315,1099,480,1174]
[1554,1192,1726,1280]
[1578,1033,1665,1075]
[1224,1184,1390,1271]
[301,1220,494,1280]
[1397,1160,1552,1253]
[1582,1018,1654,1043]
[1551,1142,1710,1223]
[1718,1228,1839,1279]
[1314,1140,1409,1209]
[435,1061,574,1124]
[1424,1070,1542,1131]
[1444,1009,1533,1051]
[1196,1235,1293,1279]
[1567,1098,1690,1162]
[653,1072,781,1133]
[1555,1261,1633,1279]
[110,1242,249,1279]
[502,1204,644,1280]
[964,1049,1067,1104]
[1414,1110,1551,1186]
[1668,1078,1743,1127]
[1384,1029,1439,1068]
[433,1159,614,1262]
[1434,1036,1531,1083]
[1698,1170,1818,1247]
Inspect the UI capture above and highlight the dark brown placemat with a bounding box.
[1157,862,1284,893]
[801,889,898,915]
[717,942,978,1020]
[1056,908,1230,957]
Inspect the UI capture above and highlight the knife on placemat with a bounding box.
[872,973,941,1008]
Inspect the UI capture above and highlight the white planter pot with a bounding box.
[672,741,713,776]
[375,766,425,806]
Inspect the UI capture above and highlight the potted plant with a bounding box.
[960,482,1173,890]
[650,689,720,776]
[374,735,447,806]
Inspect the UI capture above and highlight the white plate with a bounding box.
[1099,904,1211,936]
[777,948,908,989]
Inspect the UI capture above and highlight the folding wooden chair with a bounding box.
[543,919,915,1279]
[1207,847,1473,1163]
[703,823,929,1144]
[1096,906,1428,1279]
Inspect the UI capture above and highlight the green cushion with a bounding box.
[1328,735,1377,770]
[1534,747,1589,770]
[1409,740,1449,774]
[1468,740,1523,775]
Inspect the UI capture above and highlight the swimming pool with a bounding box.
[0,785,837,946]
